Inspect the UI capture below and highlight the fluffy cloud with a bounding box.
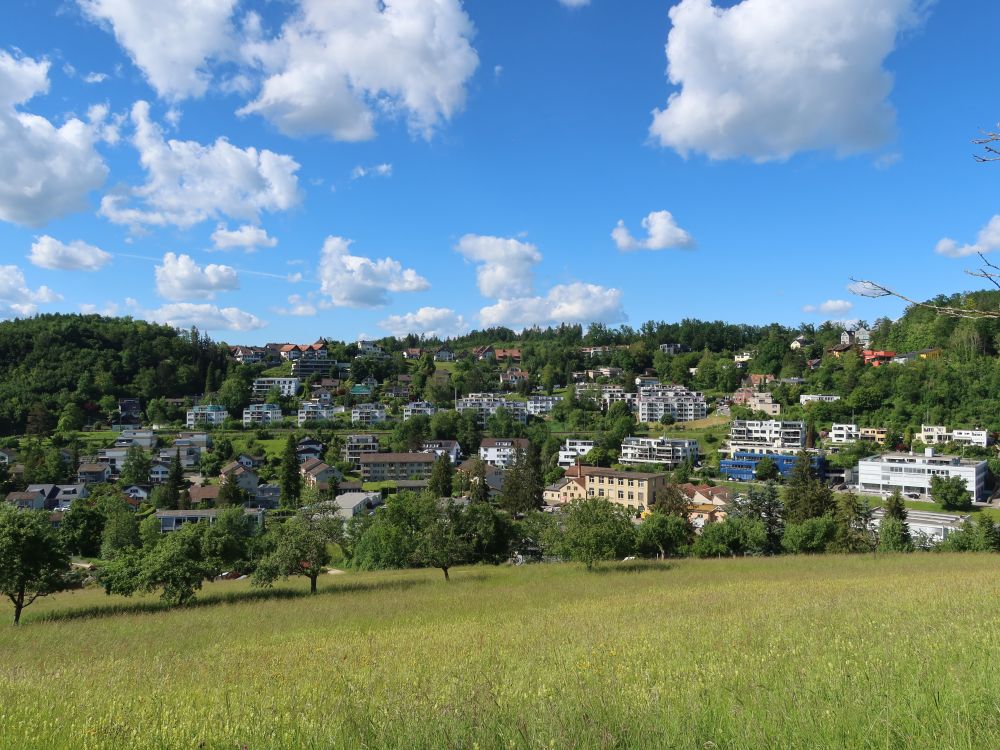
[100,101,301,229]
[273,294,318,317]
[454,234,542,298]
[210,223,278,252]
[0,52,108,227]
[480,283,625,329]
[317,236,429,308]
[238,0,478,141]
[379,306,469,338]
[802,299,854,314]
[129,300,265,331]
[29,236,112,271]
[351,163,393,179]
[155,252,239,301]
[650,0,920,161]
[0,265,61,316]
[612,210,695,251]
[935,216,1000,258]
[83,72,109,84]
[78,0,237,99]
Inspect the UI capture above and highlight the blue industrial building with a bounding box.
[719,452,826,482]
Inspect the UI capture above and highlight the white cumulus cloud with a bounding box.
[650,0,921,161]
[273,294,318,317]
[0,265,62,316]
[0,52,108,227]
[454,234,542,298]
[210,223,278,252]
[238,0,478,141]
[935,216,1000,258]
[78,0,238,100]
[317,236,429,308]
[155,252,239,301]
[612,210,695,251]
[100,101,301,229]
[480,282,625,329]
[379,306,469,338]
[351,163,393,179]
[29,235,112,271]
[130,300,266,331]
[802,299,854,314]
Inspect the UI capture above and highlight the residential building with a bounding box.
[24,484,88,511]
[296,437,325,464]
[351,403,387,426]
[96,446,130,475]
[727,420,806,456]
[220,462,259,493]
[829,424,861,444]
[862,350,896,367]
[619,436,699,468]
[186,404,229,428]
[720,451,826,481]
[279,343,327,361]
[357,340,384,357]
[734,351,754,364]
[332,491,382,520]
[861,427,889,443]
[156,508,265,533]
[358,452,436,482]
[659,343,686,355]
[919,425,990,448]
[456,392,528,426]
[157,445,201,469]
[557,439,596,468]
[800,394,841,405]
[149,461,170,483]
[243,403,283,427]
[6,490,46,510]
[527,395,563,416]
[114,429,158,449]
[0,448,14,465]
[581,345,614,358]
[403,401,437,420]
[499,368,529,387]
[342,435,380,468]
[747,392,781,416]
[582,467,669,512]
[77,463,112,484]
[230,345,269,365]
[252,377,301,399]
[421,440,462,464]
[479,438,530,468]
[857,449,988,502]
[790,335,810,350]
[473,346,495,360]
[298,400,344,426]
[403,347,423,360]
[434,346,456,362]
[300,458,341,488]
[635,386,707,422]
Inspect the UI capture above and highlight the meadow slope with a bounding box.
[1,555,999,749]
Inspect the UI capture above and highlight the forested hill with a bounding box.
[0,315,229,434]
[873,290,1000,356]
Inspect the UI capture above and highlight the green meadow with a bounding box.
[2,554,1000,749]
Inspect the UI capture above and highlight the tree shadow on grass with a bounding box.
[28,576,428,625]
[589,559,676,575]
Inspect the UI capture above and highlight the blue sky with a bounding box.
[1,0,998,344]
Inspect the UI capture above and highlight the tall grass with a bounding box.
[1,554,999,749]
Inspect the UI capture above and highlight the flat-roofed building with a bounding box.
[619,436,699,468]
[858,449,987,502]
[358,452,436,482]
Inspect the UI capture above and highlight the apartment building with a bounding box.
[186,404,229,428]
[243,403,282,427]
[747,392,781,416]
[720,452,826,482]
[342,435,380,468]
[252,377,301,400]
[479,438,530,468]
[527,395,563,416]
[799,394,841,405]
[635,386,707,423]
[727,420,805,456]
[403,401,437,420]
[583,468,669,512]
[557,439,596,468]
[421,439,462,464]
[351,403,387,426]
[829,423,861,444]
[297,400,344,426]
[619,436,699,468]
[919,425,990,448]
[858,449,987,502]
[456,393,528,426]
[358,452,436,482]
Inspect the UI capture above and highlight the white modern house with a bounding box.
[829,424,861,444]
[298,400,345,426]
[727,420,805,456]
[456,393,528,426]
[351,403,387,426]
[871,508,968,544]
[527,395,563,416]
[558,439,596,468]
[918,425,990,448]
[635,386,707,423]
[421,439,462,464]
[799,394,841,405]
[479,438,529,468]
[186,404,229,428]
[252,377,301,399]
[403,401,437,420]
[619,436,699,468]
[857,449,988,502]
[243,403,283,427]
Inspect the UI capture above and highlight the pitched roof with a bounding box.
[358,452,435,464]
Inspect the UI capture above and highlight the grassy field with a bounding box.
[2,554,1000,749]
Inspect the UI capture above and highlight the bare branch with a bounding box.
[848,277,1000,319]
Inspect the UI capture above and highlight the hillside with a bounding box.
[2,555,999,749]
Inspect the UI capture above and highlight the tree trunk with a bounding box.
[12,588,24,626]
[442,566,450,581]
[310,574,318,594]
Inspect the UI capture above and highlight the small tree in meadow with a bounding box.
[559,498,636,570]
[254,513,342,594]
[0,507,70,625]
[413,500,471,581]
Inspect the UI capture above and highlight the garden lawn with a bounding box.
[1,554,1000,749]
